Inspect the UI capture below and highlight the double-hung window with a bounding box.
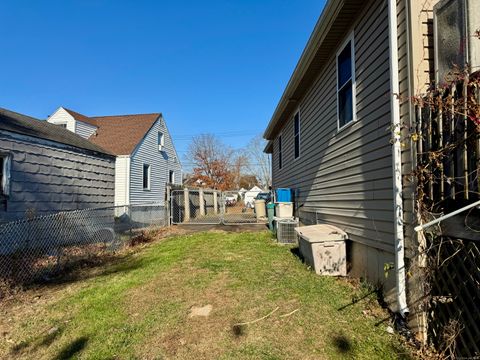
[294,112,300,159]
[143,164,151,190]
[337,35,356,129]
[278,135,283,170]
[0,154,11,197]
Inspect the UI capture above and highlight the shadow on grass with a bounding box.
[54,337,88,360]
[331,334,353,354]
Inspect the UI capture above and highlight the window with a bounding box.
[56,123,67,128]
[143,164,151,190]
[169,170,175,184]
[0,154,11,196]
[278,135,282,170]
[294,112,300,159]
[337,36,355,129]
[158,132,165,150]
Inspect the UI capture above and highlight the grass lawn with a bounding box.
[0,230,411,359]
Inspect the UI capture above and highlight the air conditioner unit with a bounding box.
[434,0,480,84]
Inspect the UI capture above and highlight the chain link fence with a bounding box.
[171,189,262,225]
[0,204,165,285]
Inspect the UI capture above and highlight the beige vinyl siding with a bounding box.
[114,156,130,206]
[272,0,394,253]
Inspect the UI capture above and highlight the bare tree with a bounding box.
[186,134,235,190]
[244,135,272,189]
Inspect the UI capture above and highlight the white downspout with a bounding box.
[388,0,409,317]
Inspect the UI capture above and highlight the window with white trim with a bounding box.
[0,154,11,197]
[158,132,165,150]
[278,135,283,169]
[143,164,151,190]
[337,37,355,129]
[294,112,300,159]
[169,170,175,184]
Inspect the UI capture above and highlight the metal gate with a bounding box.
[171,189,262,225]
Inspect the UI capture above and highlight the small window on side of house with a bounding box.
[57,123,68,129]
[169,170,175,184]
[337,36,355,129]
[158,132,165,150]
[278,135,283,170]
[0,154,11,197]
[143,164,151,190]
[294,112,300,159]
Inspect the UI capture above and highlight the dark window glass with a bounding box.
[0,157,3,195]
[338,42,352,87]
[338,40,354,128]
[169,170,174,183]
[338,82,353,127]
[278,136,282,169]
[294,113,300,159]
[143,164,150,189]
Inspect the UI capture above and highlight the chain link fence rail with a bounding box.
[0,204,165,285]
[171,189,265,225]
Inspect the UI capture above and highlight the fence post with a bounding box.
[184,187,190,222]
[165,184,171,226]
[213,191,218,214]
[199,188,205,216]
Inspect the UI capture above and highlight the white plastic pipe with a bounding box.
[414,199,480,232]
[388,0,409,317]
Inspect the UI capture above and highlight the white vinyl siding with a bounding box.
[47,107,97,139]
[114,156,130,206]
[47,107,76,133]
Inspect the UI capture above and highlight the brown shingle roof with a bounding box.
[89,113,160,155]
[63,109,161,155]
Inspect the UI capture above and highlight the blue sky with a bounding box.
[0,0,326,160]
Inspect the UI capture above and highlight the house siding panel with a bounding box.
[129,117,182,206]
[271,0,396,294]
[0,131,115,223]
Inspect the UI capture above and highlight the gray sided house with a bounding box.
[0,108,115,223]
[263,0,458,338]
[47,107,182,207]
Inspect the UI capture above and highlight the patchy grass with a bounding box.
[0,231,412,359]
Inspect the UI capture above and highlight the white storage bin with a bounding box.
[275,202,293,218]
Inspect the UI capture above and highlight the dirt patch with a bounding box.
[188,305,212,318]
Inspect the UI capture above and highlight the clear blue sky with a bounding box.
[0,0,326,160]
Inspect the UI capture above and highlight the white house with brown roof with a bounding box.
[47,107,182,207]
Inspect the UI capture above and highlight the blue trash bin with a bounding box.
[276,188,292,202]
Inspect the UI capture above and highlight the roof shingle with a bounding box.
[0,108,113,156]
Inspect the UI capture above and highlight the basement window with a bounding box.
[143,164,151,190]
[337,34,356,129]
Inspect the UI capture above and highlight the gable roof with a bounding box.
[88,114,161,155]
[61,108,161,155]
[263,0,365,140]
[0,108,113,156]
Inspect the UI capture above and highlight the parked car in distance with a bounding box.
[225,194,237,207]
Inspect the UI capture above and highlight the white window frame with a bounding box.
[169,170,175,184]
[143,164,151,190]
[336,32,357,132]
[158,132,165,151]
[0,153,12,197]
[293,110,301,160]
[278,133,283,170]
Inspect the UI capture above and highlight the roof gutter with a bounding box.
[388,0,409,318]
[263,0,344,140]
